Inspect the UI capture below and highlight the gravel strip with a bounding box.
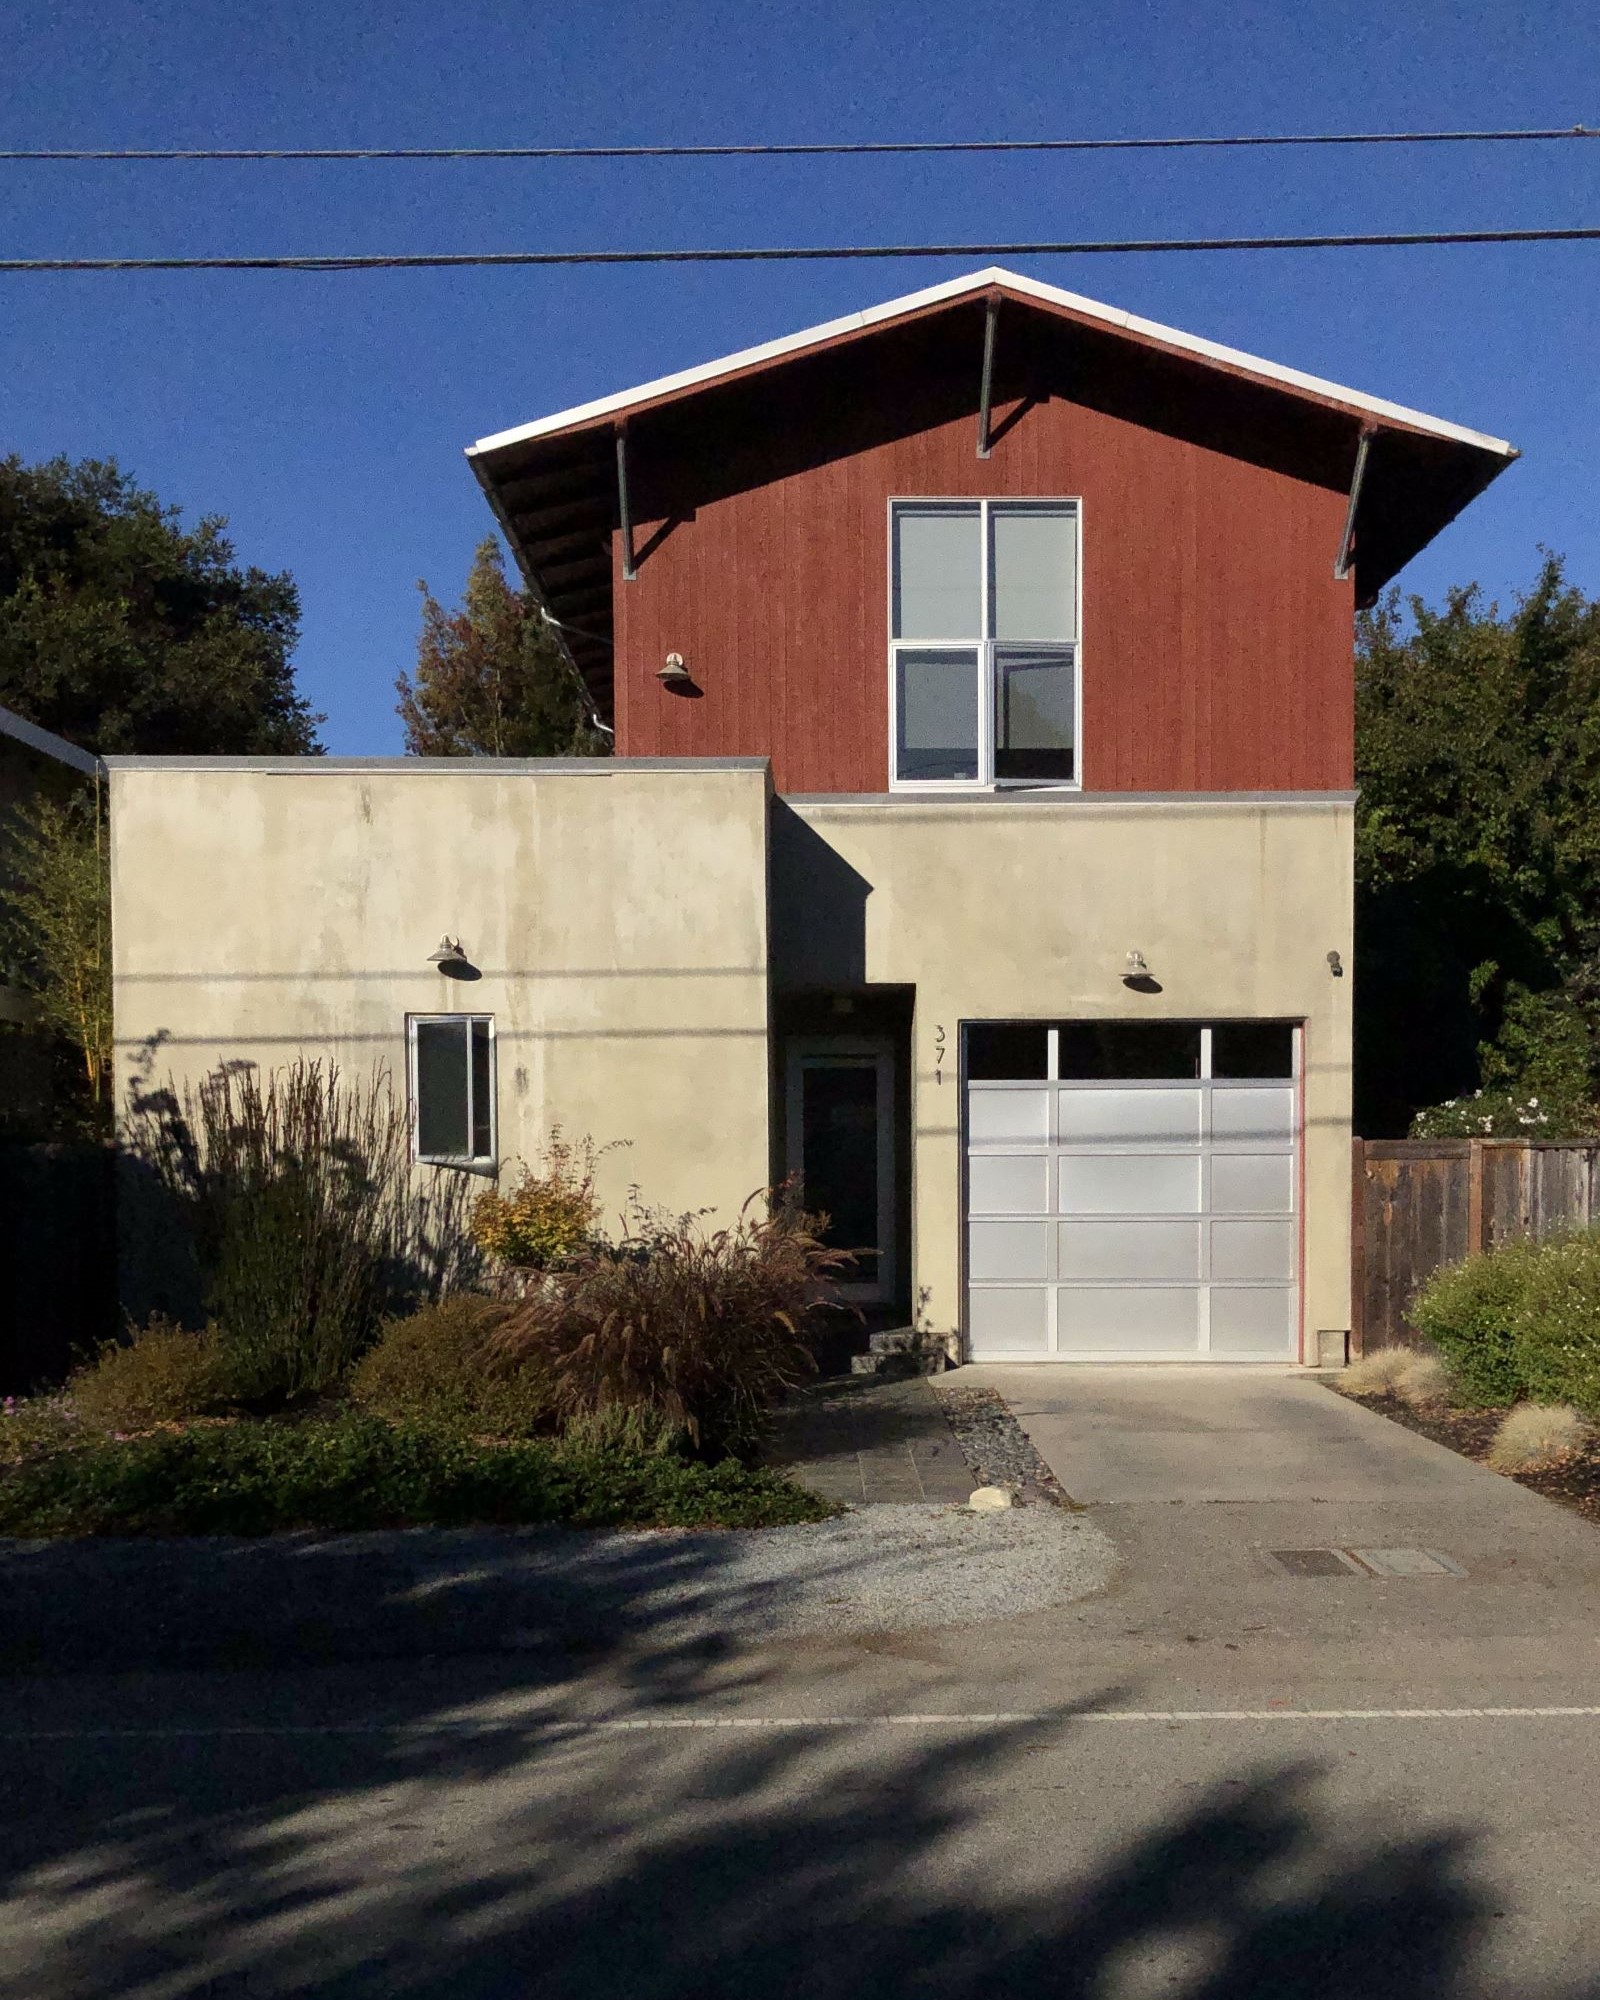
[0,1506,1114,1670]
[931,1382,1075,1506]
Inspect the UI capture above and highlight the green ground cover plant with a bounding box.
[0,1411,833,1538]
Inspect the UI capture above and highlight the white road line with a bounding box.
[6,1706,1600,1741]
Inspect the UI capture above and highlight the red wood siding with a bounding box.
[611,319,1355,795]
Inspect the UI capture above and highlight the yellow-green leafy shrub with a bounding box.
[70,1321,236,1433]
[1511,1231,1600,1418]
[348,1295,555,1437]
[1411,1240,1544,1406]
[471,1130,617,1270]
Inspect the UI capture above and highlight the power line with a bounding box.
[1,125,1595,163]
[4,227,1600,272]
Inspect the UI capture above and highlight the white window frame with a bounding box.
[887,496,1084,793]
[407,1013,498,1166]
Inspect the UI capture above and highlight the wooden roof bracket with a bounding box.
[976,296,1000,459]
[615,425,638,581]
[1334,424,1379,581]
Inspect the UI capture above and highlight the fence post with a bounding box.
[1349,1137,1366,1358]
[1467,1138,1486,1256]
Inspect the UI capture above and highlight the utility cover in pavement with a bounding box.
[1268,1549,1366,1577]
[1347,1547,1466,1578]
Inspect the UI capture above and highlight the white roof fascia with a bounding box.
[467,264,1517,463]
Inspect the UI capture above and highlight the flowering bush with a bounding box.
[470,1129,621,1270]
[1410,1090,1559,1139]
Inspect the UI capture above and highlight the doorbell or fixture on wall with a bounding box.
[657,651,692,685]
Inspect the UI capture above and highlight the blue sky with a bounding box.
[3,0,1597,752]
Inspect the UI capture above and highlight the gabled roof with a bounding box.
[0,703,100,777]
[472,265,1516,460]
[467,266,1518,713]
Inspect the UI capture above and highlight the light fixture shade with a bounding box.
[428,935,467,969]
[657,651,692,684]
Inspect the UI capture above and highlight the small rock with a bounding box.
[967,1485,1015,1511]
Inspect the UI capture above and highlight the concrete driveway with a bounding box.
[962,1365,1600,1709]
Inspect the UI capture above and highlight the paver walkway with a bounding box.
[764,1375,975,1505]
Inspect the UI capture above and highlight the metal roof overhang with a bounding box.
[467,267,1519,719]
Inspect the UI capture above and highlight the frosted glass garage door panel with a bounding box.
[1058,1220,1201,1282]
[968,1153,1050,1216]
[1210,1153,1294,1214]
[1057,1153,1201,1215]
[1057,1088,1201,1146]
[967,1288,1049,1354]
[1210,1088,1295,1144]
[1056,1287,1200,1352]
[1211,1219,1296,1283]
[1210,1287,1296,1357]
[967,1220,1050,1284]
[967,1087,1049,1145]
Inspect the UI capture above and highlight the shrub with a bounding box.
[1485,1402,1589,1473]
[125,1060,470,1401]
[348,1295,556,1438]
[0,1412,835,1537]
[1341,1347,1421,1397]
[69,1322,236,1432]
[470,1129,619,1270]
[1510,1230,1600,1417]
[493,1193,851,1453]
[1410,1240,1546,1406]
[0,1394,83,1467]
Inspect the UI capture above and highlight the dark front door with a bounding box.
[785,1040,895,1302]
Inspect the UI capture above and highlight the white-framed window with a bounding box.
[407,1014,496,1165]
[889,497,1081,790]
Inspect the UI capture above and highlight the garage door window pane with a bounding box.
[1212,1023,1296,1078]
[1057,1022,1203,1080]
[967,1288,1049,1352]
[966,1023,1049,1080]
[968,1087,1050,1144]
[969,1154,1050,1215]
[896,648,980,781]
[1058,1153,1201,1214]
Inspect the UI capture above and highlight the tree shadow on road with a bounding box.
[2,1654,1580,2000]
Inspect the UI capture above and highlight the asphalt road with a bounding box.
[3,1373,1599,1999]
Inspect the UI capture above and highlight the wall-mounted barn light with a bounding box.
[657,651,693,687]
[428,936,472,975]
[1122,949,1161,994]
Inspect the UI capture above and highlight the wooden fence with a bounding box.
[1351,1138,1600,1354]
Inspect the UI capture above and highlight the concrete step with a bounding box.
[851,1329,955,1377]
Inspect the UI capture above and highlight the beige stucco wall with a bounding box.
[775,795,1355,1358]
[109,759,774,1230]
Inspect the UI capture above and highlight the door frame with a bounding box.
[784,1037,897,1304]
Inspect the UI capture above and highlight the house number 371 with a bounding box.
[934,1025,947,1085]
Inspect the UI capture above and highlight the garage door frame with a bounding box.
[961,1022,1302,1363]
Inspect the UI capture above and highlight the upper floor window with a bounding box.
[890,499,1080,788]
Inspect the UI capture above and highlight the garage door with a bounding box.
[965,1021,1298,1361]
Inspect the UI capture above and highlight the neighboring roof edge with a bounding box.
[100,754,771,774]
[0,704,101,778]
[467,265,1518,462]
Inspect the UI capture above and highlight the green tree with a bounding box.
[396,538,609,758]
[0,455,320,756]
[1355,555,1600,1135]
[0,793,112,1119]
